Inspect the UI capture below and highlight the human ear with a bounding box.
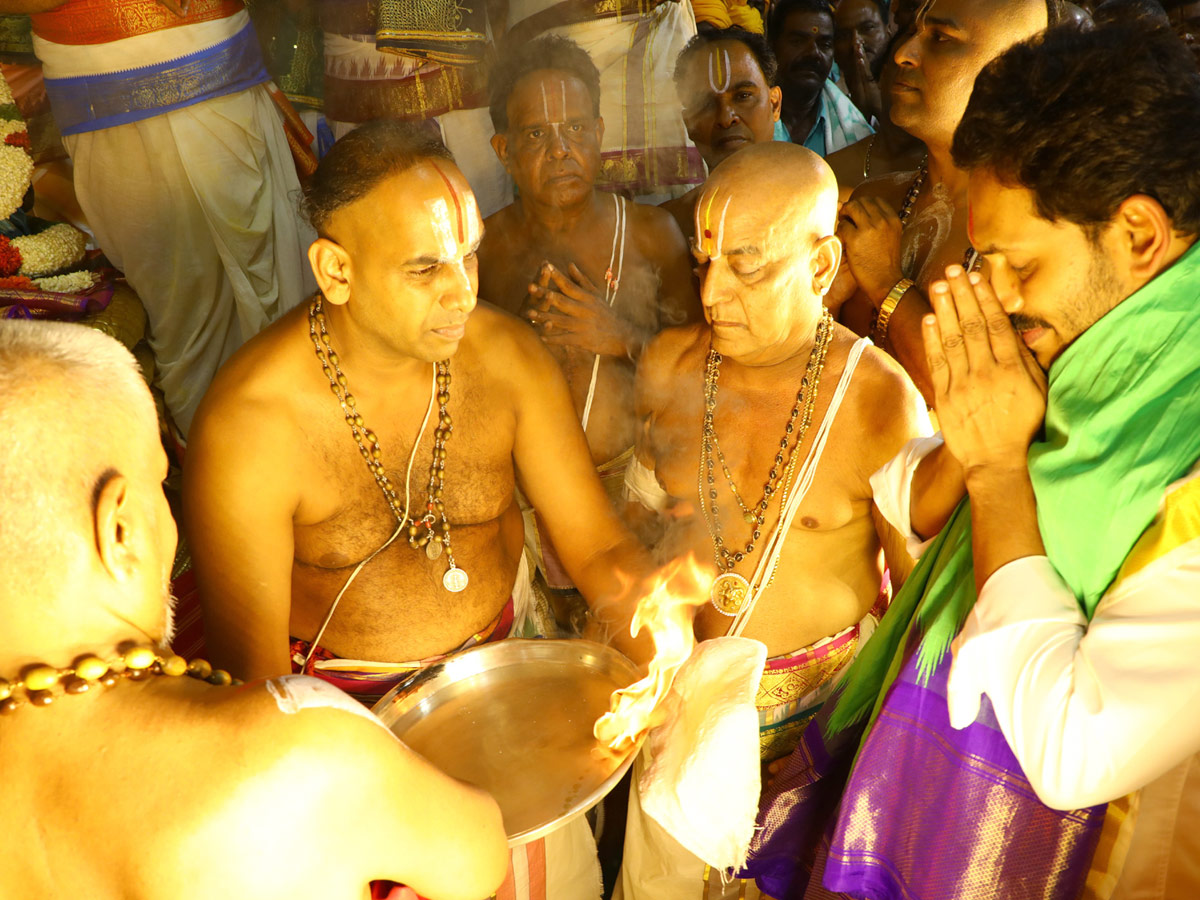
[769,86,783,122]
[307,238,352,307]
[812,233,843,295]
[489,132,510,169]
[94,472,136,583]
[1114,195,1173,288]
[595,115,606,146]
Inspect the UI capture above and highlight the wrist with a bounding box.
[963,461,1031,493]
[867,271,904,308]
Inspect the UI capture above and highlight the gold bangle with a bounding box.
[873,277,914,346]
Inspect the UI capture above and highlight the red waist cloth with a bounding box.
[32,0,245,45]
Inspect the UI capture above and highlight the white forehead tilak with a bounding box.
[695,190,734,260]
[707,48,733,94]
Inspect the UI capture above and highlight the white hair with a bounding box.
[0,319,150,406]
[0,320,157,587]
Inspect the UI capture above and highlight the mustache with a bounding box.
[787,60,827,77]
[1009,313,1051,332]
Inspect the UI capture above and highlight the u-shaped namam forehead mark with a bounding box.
[707,47,733,94]
[695,189,734,260]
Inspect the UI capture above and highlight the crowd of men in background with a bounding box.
[2,0,1200,898]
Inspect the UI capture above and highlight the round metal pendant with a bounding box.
[425,538,444,561]
[710,572,750,616]
[443,566,469,593]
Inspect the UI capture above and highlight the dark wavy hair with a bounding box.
[952,22,1200,237]
[674,27,779,86]
[302,119,453,236]
[488,35,602,133]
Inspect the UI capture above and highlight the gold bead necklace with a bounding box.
[0,644,240,715]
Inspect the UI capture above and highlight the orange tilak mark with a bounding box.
[430,161,465,245]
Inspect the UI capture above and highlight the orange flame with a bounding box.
[593,554,712,752]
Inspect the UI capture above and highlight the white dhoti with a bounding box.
[521,815,604,900]
[65,84,314,434]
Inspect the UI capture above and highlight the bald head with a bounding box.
[692,143,843,365]
[893,0,1051,147]
[0,322,172,651]
[698,142,839,252]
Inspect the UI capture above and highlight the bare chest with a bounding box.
[902,187,973,288]
[293,374,517,569]
[488,230,663,332]
[651,364,867,545]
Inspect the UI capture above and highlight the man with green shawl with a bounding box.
[743,21,1200,900]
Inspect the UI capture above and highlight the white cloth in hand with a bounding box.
[639,637,767,872]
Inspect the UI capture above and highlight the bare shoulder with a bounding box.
[478,204,520,275]
[481,201,518,234]
[464,300,544,358]
[167,676,505,898]
[637,322,706,405]
[197,676,404,796]
[190,302,312,447]
[848,169,919,208]
[459,301,560,388]
[628,197,690,258]
[839,330,925,457]
[660,188,698,238]
[827,139,869,188]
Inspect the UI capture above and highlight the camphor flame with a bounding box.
[593,554,712,752]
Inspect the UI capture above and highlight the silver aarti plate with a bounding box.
[371,639,642,846]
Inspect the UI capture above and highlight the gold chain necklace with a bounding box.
[308,297,468,593]
[0,645,240,715]
[698,310,834,615]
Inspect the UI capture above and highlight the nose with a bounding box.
[893,30,919,67]
[983,257,1023,314]
[442,260,477,312]
[547,125,570,159]
[699,259,733,311]
[715,95,740,128]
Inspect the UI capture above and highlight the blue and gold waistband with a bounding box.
[43,22,268,136]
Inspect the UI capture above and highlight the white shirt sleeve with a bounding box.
[946,544,1200,810]
[869,433,944,559]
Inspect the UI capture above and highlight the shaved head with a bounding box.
[0,322,173,652]
[893,0,1051,147]
[693,143,843,365]
[700,142,839,252]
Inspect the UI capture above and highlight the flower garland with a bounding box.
[12,223,86,276]
[30,271,97,293]
[0,142,31,220]
[0,88,91,283]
